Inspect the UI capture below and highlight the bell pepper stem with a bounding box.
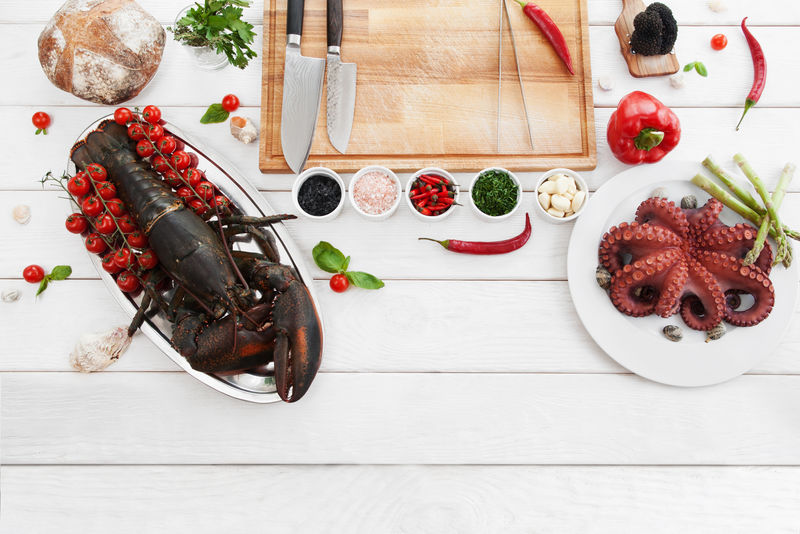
[633,128,664,152]
[736,99,756,131]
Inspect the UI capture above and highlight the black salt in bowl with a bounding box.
[293,168,345,220]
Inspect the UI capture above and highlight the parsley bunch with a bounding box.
[168,0,257,69]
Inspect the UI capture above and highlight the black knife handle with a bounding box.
[327,0,343,48]
[287,0,304,36]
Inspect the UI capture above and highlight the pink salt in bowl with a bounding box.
[349,165,402,221]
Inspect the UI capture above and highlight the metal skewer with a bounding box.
[497,0,503,152]
[502,0,535,151]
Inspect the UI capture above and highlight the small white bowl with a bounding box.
[292,167,346,221]
[534,168,589,224]
[349,165,402,221]
[468,167,522,222]
[405,167,460,222]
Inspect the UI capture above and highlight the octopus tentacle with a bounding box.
[654,259,689,318]
[635,197,689,239]
[609,249,683,317]
[679,258,726,331]
[598,222,683,273]
[697,223,772,275]
[685,198,724,236]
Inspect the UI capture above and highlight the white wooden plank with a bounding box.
[3,465,800,534]
[3,279,800,375]
[3,24,800,108]
[4,190,800,281]
[4,372,800,464]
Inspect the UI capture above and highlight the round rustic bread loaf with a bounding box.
[38,0,165,105]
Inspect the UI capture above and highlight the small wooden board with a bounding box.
[614,0,680,78]
[259,0,595,173]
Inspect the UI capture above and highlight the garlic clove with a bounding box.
[551,194,572,212]
[554,176,570,195]
[230,116,258,144]
[537,192,550,210]
[13,205,31,225]
[538,181,558,195]
[547,207,565,218]
[1,288,21,302]
[597,75,615,91]
[572,190,586,212]
[70,327,132,372]
[670,73,685,89]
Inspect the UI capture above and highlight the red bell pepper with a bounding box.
[607,91,681,165]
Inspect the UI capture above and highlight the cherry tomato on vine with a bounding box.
[157,136,177,154]
[170,150,191,170]
[221,94,240,112]
[85,233,107,254]
[86,163,107,182]
[127,231,148,249]
[32,112,50,134]
[105,198,126,217]
[329,274,349,293]
[81,195,103,217]
[117,214,137,233]
[176,186,194,199]
[142,105,161,124]
[116,270,140,293]
[113,248,135,269]
[211,195,230,211]
[67,173,91,197]
[65,213,88,234]
[101,252,122,274]
[137,249,159,270]
[146,123,164,141]
[96,181,117,200]
[136,139,155,158]
[151,155,169,173]
[23,264,45,283]
[163,169,183,188]
[187,152,199,168]
[95,213,117,235]
[195,181,215,200]
[114,107,132,125]
[127,123,146,140]
[182,168,205,187]
[711,33,728,50]
[187,198,208,215]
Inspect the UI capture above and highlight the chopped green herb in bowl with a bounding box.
[469,168,521,221]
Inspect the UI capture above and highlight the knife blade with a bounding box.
[326,0,357,154]
[280,0,326,174]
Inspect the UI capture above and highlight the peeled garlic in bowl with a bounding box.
[537,172,586,219]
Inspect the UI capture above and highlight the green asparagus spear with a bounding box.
[744,163,795,266]
[702,156,765,215]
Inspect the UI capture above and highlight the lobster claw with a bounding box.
[271,280,323,402]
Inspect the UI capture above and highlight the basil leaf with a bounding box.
[36,278,49,296]
[49,265,72,281]
[695,62,708,77]
[312,241,346,273]
[342,256,351,272]
[345,271,384,290]
[200,103,230,124]
[683,62,695,72]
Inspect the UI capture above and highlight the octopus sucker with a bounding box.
[599,197,776,332]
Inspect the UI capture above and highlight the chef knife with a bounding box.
[326,0,357,154]
[280,0,326,173]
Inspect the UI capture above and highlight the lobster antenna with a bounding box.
[213,201,250,292]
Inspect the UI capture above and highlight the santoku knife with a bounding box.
[280,0,325,173]
[325,0,357,154]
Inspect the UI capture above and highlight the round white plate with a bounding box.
[567,161,799,387]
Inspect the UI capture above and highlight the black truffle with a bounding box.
[630,2,678,56]
[648,2,678,54]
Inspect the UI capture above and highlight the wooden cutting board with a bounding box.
[259,0,595,173]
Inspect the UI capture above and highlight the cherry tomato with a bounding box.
[176,186,194,199]
[117,214,137,233]
[329,273,349,293]
[127,231,148,249]
[151,155,169,173]
[105,198,126,217]
[146,123,164,141]
[162,169,183,188]
[95,213,116,235]
[67,173,91,197]
[114,107,132,125]
[187,198,208,215]
[170,150,190,170]
[137,249,159,270]
[101,252,123,274]
[23,264,45,283]
[211,195,230,211]
[195,181,215,201]
[128,123,146,140]
[187,152,199,168]
[142,105,161,124]
[136,139,155,158]
[32,112,50,134]
[81,195,103,217]
[85,232,107,254]
[157,136,176,154]
[711,33,728,50]
[65,213,88,234]
[116,270,140,293]
[221,94,240,112]
[96,181,117,200]
[86,163,107,182]
[113,248,135,269]
[182,168,205,187]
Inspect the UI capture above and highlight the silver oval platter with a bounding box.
[67,115,325,403]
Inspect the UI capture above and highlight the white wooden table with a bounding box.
[2,1,800,531]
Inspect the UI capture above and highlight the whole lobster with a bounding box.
[71,120,322,402]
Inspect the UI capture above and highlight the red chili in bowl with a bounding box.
[409,174,457,216]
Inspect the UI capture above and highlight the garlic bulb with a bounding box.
[70,327,131,372]
[597,75,615,91]
[12,205,31,225]
[708,0,727,13]
[670,73,685,89]
[1,288,20,302]
[230,116,258,144]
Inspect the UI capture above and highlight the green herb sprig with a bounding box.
[471,170,519,217]
[684,61,708,77]
[312,242,384,290]
[37,265,72,296]
[168,0,257,69]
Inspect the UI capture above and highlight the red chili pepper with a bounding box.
[420,176,441,186]
[421,207,432,216]
[515,1,574,75]
[418,198,429,208]
[419,213,532,254]
[607,91,681,165]
[410,192,431,200]
[736,17,766,131]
